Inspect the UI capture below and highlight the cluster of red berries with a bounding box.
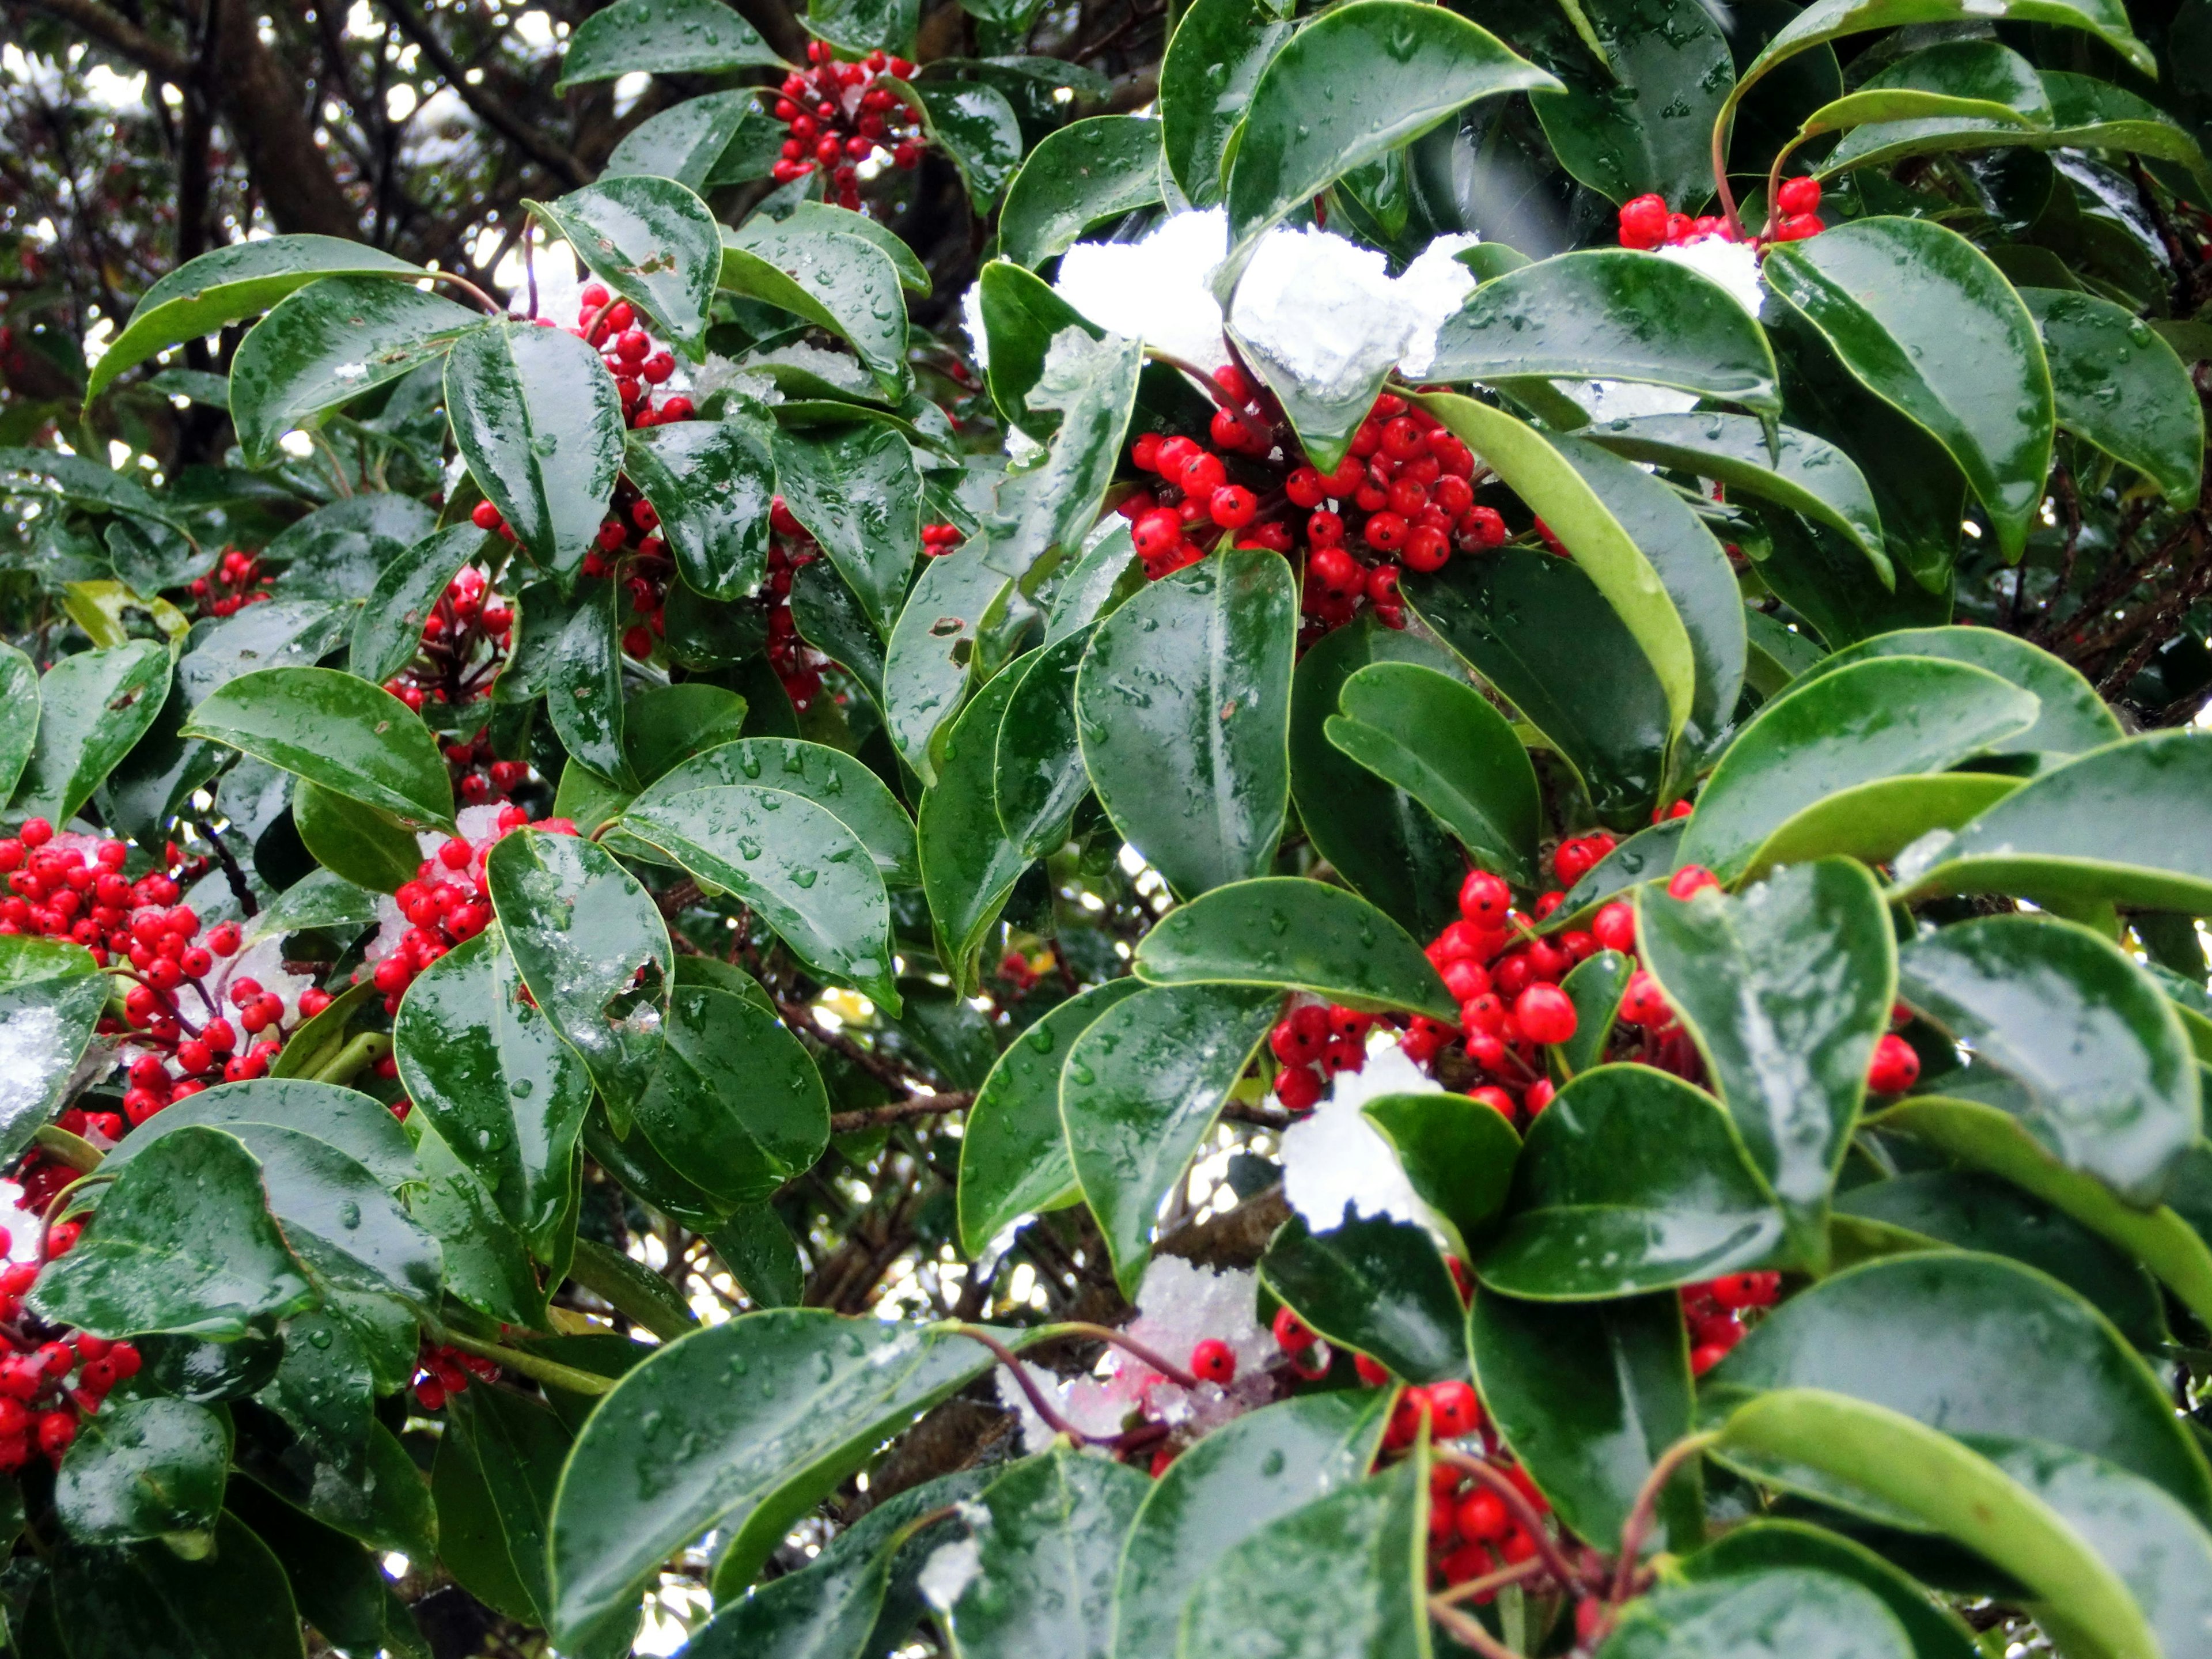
[994,949,1044,998]
[189,547,274,618]
[411,1341,498,1411]
[764,499,833,711]
[1681,1270,1781,1376]
[0,1227,143,1471]
[1616,175,1824,251]
[1265,1000,1377,1112]
[768,43,926,205]
[441,726,531,809]
[366,809,573,1013]
[1121,380,1502,649]
[381,563,514,719]
[921,521,964,558]
[558,284,695,431]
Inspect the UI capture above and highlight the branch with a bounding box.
[382,0,589,188]
[830,1091,974,1135]
[12,0,191,78]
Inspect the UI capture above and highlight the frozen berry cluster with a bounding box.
[1616,175,1824,251]
[770,43,927,207]
[366,808,577,1012]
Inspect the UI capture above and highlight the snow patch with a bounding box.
[0,1005,63,1128]
[1279,1044,1440,1232]
[1054,209,1231,372]
[917,1536,982,1611]
[1656,234,1765,319]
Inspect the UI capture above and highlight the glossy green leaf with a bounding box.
[262,491,437,603]
[1478,1063,1786,1298]
[1812,41,2055,176]
[1077,549,1293,899]
[1636,859,1892,1257]
[1707,1252,2212,1522]
[1158,0,1296,207]
[626,418,775,601]
[1473,1291,1698,1556]
[1361,1092,1520,1257]
[937,1445,1150,1659]
[1737,772,2021,886]
[978,259,1103,440]
[1135,877,1456,1021]
[602,90,764,190]
[1062,981,1279,1294]
[12,640,169,826]
[631,981,828,1205]
[1429,252,1780,416]
[1895,732,2212,914]
[30,1126,315,1340]
[719,219,910,392]
[1222,0,1558,259]
[215,1122,440,1306]
[410,1119,550,1327]
[1404,550,1674,828]
[229,276,482,466]
[991,626,1093,859]
[920,665,1032,995]
[979,332,1146,593]
[999,116,1165,269]
[1554,949,1634,1078]
[291,778,422,893]
[188,664,456,830]
[1581,413,1887,578]
[1180,1459,1427,1659]
[622,785,899,1009]
[1762,218,2052,562]
[105,1077,418,1189]
[51,1514,306,1659]
[348,523,485,685]
[1598,1568,1915,1659]
[959,980,1146,1256]
[1895,915,2199,1206]
[1683,1520,1978,1659]
[626,737,915,887]
[676,1513,895,1658]
[445,320,623,581]
[1676,656,2038,880]
[1325,661,1540,889]
[54,1397,230,1545]
[790,556,887,707]
[546,1311,1005,1650]
[881,537,1013,785]
[531,176,718,353]
[900,78,1024,210]
[0,937,108,1164]
[620,683,748,786]
[772,420,921,637]
[229,1481,428,1659]
[0,642,37,803]
[1797,626,2121,762]
[709,1203,805,1309]
[2020,287,2205,508]
[541,577,630,786]
[557,0,784,89]
[778,203,930,294]
[1262,1211,1469,1383]
[394,929,592,1261]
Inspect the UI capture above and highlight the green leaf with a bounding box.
[349,524,486,685]
[936,1445,1150,1659]
[1554,949,1634,1078]
[1472,1291,1699,1556]
[0,937,109,1164]
[51,1514,306,1659]
[1598,1568,1916,1659]
[12,640,169,825]
[1417,394,1699,748]
[1076,549,1294,899]
[54,1397,231,1545]
[1062,982,1279,1294]
[1158,0,1296,207]
[1794,624,2120,762]
[547,1312,1006,1649]
[1429,252,1780,417]
[881,538,1013,785]
[220,1123,441,1306]
[30,1126,315,1340]
[1478,1064,1785,1298]
[899,78,1024,210]
[557,0,785,89]
[603,90,764,190]
[623,785,900,1008]
[1635,859,1892,1257]
[394,929,592,1260]
[780,201,930,293]
[1737,772,2020,891]
[0,641,38,803]
[631,982,828,1205]
[1893,915,2200,1206]
[0,447,192,544]
[1761,218,2053,562]
[719,219,910,393]
[1872,1098,2212,1337]
[183,664,456,830]
[229,276,482,467]
[1180,1459,1427,1659]
[919,664,1032,995]
[265,492,440,605]
[1580,413,1887,580]
[1135,877,1456,1020]
[707,1203,805,1308]
[229,1482,429,1659]
[410,1120,550,1327]
[233,1397,435,1558]
[979,331,1146,590]
[1895,732,2212,914]
[624,737,915,887]
[1404,550,1673,828]
[105,1077,418,1188]
[978,260,1104,440]
[1325,662,1540,889]
[1262,1211,1469,1383]
[674,1510,895,1658]
[1707,1252,2212,1522]
[89,236,423,402]
[531,176,719,353]
[1676,656,2039,880]
[1683,1520,1978,1659]
[772,420,921,638]
[1362,1093,1521,1255]
[991,626,1094,860]
[2020,287,2205,508]
[486,828,673,1128]
[544,578,632,786]
[291,779,422,893]
[626,418,775,602]
[957,981,1144,1256]
[623,683,750,785]
[445,320,624,581]
[999,116,1165,269]
[1222,0,1558,260]
[1288,618,1464,940]
[808,0,917,55]
[790,558,887,707]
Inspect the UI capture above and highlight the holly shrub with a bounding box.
[2,0,2211,1652]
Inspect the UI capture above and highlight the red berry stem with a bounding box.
[1433,1445,1588,1591]
[1042,1320,1202,1389]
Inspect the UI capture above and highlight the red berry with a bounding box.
[1458,1487,1509,1542]
[1774,211,1825,242]
[1402,524,1449,571]
[1514,983,1577,1047]
[1775,175,1821,216]
[1618,193,1669,249]
[1427,1379,1481,1439]
[1134,509,1183,559]
[1272,1306,1316,1354]
[1362,511,1408,552]
[1867,1032,1920,1095]
[1275,1062,1323,1112]
[1177,450,1226,497]
[1523,1078,1555,1116]
[1666,864,1720,900]
[1209,485,1257,530]
[1190,1338,1237,1385]
[1459,870,1512,927]
[1618,970,1671,1029]
[1471,1085,1517,1122]
[1591,902,1636,954]
[1440,1543,1496,1589]
[1353,1352,1391,1388]
[1285,466,1327,508]
[1460,506,1508,549]
[470,501,503,531]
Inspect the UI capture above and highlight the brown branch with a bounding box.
[830,1091,973,1136]
[207,0,360,235]
[12,0,190,78]
[382,0,589,188]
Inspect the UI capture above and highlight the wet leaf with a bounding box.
[719,219,910,392]
[185,664,454,829]
[626,418,775,601]
[919,658,1031,994]
[55,1397,232,1545]
[630,981,829,1205]
[558,0,785,89]
[348,524,487,686]
[13,640,171,826]
[1262,1211,1471,1382]
[531,176,720,353]
[772,419,921,637]
[998,115,1165,268]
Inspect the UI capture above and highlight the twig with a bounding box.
[1428,1595,1527,1659]
[830,1091,973,1136]
[1043,1320,1200,1387]
[199,824,258,918]
[1608,1430,1717,1603]
[942,1324,1100,1442]
[1432,1554,1548,1608]
[1436,1447,1585,1592]
[438,1328,616,1395]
